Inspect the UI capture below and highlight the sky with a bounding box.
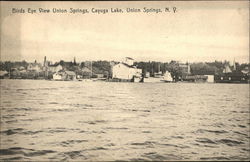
[0,1,249,64]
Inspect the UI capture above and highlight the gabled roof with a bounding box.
[115,62,137,69]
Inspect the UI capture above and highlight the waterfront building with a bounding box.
[52,70,76,81]
[112,57,142,81]
[112,63,142,80]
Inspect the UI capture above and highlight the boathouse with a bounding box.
[112,57,142,81]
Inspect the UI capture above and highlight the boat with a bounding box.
[161,71,173,82]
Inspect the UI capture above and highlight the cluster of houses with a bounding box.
[0,57,95,80]
[0,56,249,83]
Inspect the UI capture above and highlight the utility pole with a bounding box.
[91,61,92,78]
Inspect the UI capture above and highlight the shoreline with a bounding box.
[1,78,249,84]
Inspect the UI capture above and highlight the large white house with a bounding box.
[112,58,142,80]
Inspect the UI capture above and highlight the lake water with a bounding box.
[0,79,249,161]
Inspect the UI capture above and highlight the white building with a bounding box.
[52,71,76,81]
[112,62,142,80]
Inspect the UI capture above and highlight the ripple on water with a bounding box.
[0,128,55,136]
[170,135,184,139]
[196,129,228,134]
[200,156,230,160]
[59,140,88,147]
[46,127,68,133]
[5,119,19,124]
[78,120,108,125]
[0,147,56,160]
[216,139,245,146]
[0,128,24,135]
[233,131,248,136]
[129,141,159,149]
[50,108,74,112]
[195,138,217,144]
[6,107,36,112]
[142,152,183,161]
[56,150,88,161]
[161,143,190,149]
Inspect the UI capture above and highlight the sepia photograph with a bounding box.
[0,1,249,161]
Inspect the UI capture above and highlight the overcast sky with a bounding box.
[1,1,249,64]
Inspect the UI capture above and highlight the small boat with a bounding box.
[161,71,173,82]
